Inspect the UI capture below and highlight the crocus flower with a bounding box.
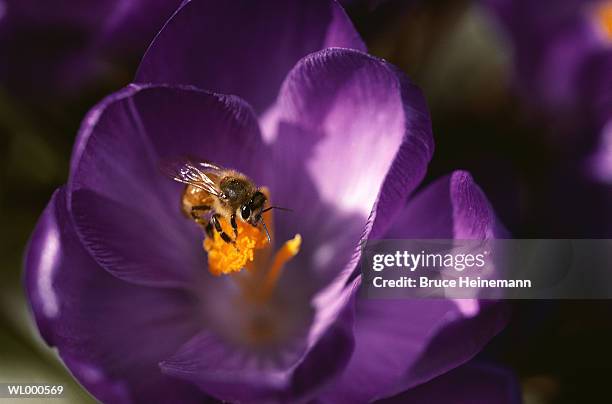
[25,0,511,402]
[0,0,181,99]
[481,0,612,130]
[482,0,612,203]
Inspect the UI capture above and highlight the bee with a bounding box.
[162,158,272,244]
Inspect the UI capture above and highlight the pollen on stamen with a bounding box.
[204,218,269,276]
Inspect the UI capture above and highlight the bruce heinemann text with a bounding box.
[372,276,532,289]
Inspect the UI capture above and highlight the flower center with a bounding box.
[593,1,612,41]
[203,218,269,276]
[203,198,301,302]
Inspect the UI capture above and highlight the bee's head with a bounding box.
[240,190,267,226]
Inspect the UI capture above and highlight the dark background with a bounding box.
[1,1,610,402]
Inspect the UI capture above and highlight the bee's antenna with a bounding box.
[262,206,293,213]
[261,221,272,243]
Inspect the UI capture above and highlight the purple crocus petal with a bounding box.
[0,0,180,97]
[160,277,359,403]
[0,0,107,95]
[160,331,298,401]
[68,84,268,287]
[590,118,612,183]
[318,298,509,403]
[318,299,459,403]
[385,170,507,239]
[24,188,207,403]
[94,0,181,61]
[449,170,508,239]
[388,170,507,315]
[481,0,609,123]
[136,0,365,114]
[267,48,433,286]
[377,362,521,404]
[318,171,508,403]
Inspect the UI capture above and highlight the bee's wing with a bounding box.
[160,158,223,197]
[194,160,223,171]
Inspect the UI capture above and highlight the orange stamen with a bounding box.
[203,218,268,276]
[202,191,301,302]
[257,235,302,302]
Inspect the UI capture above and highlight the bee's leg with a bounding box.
[212,214,234,244]
[191,205,211,226]
[230,214,238,238]
[191,205,211,218]
[205,221,214,238]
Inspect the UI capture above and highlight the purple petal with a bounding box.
[288,277,358,401]
[318,171,508,402]
[481,0,607,126]
[0,0,180,97]
[160,331,298,401]
[450,171,508,238]
[265,48,433,286]
[94,0,181,62]
[590,118,612,183]
[317,298,455,403]
[160,279,359,403]
[387,170,507,316]
[24,188,207,403]
[0,0,104,96]
[68,84,267,287]
[136,0,365,114]
[377,362,521,404]
[318,297,509,402]
[385,170,507,239]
